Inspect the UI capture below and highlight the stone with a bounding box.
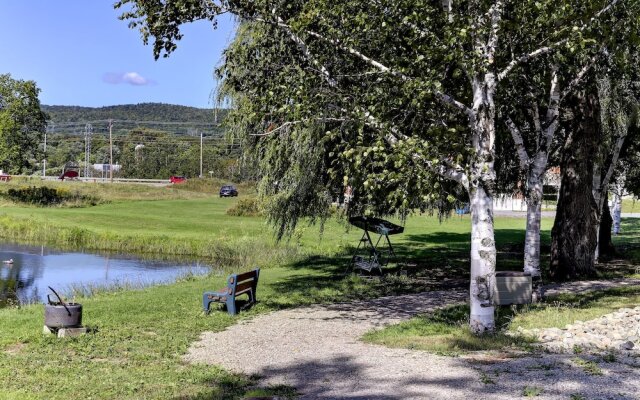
[620,341,635,351]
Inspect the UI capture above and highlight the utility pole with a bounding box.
[43,131,47,177]
[42,130,47,178]
[84,124,93,178]
[43,124,51,177]
[199,129,203,178]
[109,119,113,183]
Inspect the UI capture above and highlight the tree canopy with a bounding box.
[0,74,48,174]
[117,0,640,333]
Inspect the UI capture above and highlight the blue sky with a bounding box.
[0,1,236,108]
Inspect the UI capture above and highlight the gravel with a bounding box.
[185,280,640,399]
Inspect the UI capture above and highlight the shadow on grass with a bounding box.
[545,284,640,306]
[363,303,535,356]
[260,228,542,310]
[174,369,298,400]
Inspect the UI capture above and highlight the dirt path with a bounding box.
[185,280,640,399]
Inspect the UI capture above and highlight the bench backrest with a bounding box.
[228,267,260,296]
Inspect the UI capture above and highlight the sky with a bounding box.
[0,1,236,108]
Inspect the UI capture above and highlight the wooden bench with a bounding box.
[202,268,260,315]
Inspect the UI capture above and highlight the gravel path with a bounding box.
[185,280,640,399]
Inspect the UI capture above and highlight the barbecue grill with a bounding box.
[348,216,404,274]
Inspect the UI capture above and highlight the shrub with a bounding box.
[3,186,97,207]
[226,198,262,217]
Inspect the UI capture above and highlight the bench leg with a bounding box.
[203,293,213,314]
[225,296,237,315]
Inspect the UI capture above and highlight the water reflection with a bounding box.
[0,243,211,306]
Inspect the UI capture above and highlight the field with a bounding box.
[0,179,638,399]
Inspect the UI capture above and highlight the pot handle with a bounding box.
[47,286,71,317]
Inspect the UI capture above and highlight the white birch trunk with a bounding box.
[524,175,543,301]
[469,182,496,334]
[613,183,623,235]
[593,164,603,262]
[507,70,559,300]
[468,71,497,334]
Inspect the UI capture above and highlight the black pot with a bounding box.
[44,303,82,328]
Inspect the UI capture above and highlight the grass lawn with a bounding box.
[363,285,640,356]
[0,180,636,398]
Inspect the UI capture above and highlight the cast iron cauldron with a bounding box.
[44,287,82,328]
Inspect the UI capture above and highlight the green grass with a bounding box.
[0,180,554,269]
[522,386,543,397]
[364,285,640,355]
[0,182,542,398]
[622,198,640,213]
[572,357,603,375]
[0,180,638,398]
[0,268,305,399]
[362,305,536,356]
[509,286,640,330]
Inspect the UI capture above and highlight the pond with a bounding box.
[0,243,211,307]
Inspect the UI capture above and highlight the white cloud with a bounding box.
[103,72,156,86]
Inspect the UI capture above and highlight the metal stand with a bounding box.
[350,228,397,274]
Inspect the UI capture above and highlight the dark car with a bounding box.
[170,176,187,184]
[219,185,238,197]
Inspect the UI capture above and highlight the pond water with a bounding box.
[0,243,211,307]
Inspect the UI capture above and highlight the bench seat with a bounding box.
[203,268,260,315]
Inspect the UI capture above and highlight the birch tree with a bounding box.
[593,77,638,259]
[501,2,639,284]
[503,60,597,299]
[117,0,636,334]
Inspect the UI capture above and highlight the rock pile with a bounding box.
[517,306,640,353]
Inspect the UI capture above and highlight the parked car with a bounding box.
[170,176,187,184]
[219,185,238,197]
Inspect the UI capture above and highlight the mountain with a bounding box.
[42,103,228,136]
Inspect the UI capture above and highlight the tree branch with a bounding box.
[304,28,475,120]
[497,0,622,82]
[486,1,504,64]
[497,41,567,82]
[560,50,603,101]
[251,118,349,136]
[256,17,338,88]
[505,117,530,171]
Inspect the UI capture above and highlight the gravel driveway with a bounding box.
[185,280,640,399]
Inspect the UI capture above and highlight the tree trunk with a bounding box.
[523,149,552,300]
[598,192,616,258]
[613,187,623,235]
[550,92,600,280]
[593,164,603,262]
[468,73,497,334]
[524,188,543,301]
[469,183,496,334]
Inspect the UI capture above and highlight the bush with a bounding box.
[226,198,262,217]
[3,186,97,206]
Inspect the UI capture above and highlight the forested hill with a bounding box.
[42,103,227,124]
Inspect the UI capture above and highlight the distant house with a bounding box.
[493,167,561,211]
[92,164,121,178]
[92,164,121,172]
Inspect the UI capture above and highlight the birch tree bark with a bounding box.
[467,71,498,333]
[612,182,624,235]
